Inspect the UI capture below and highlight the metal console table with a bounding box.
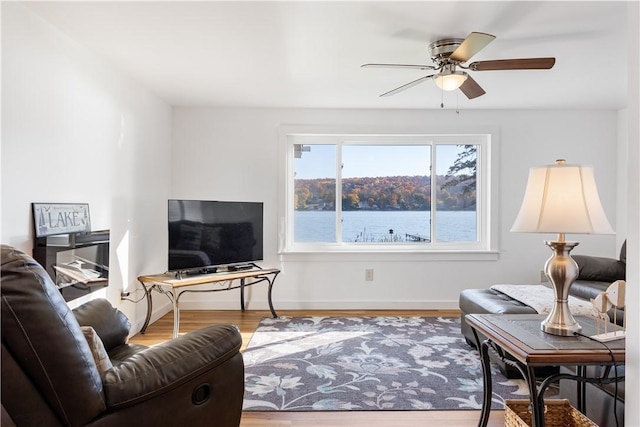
[466,314,625,427]
[138,267,280,338]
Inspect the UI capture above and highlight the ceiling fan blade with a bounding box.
[380,75,434,97]
[459,75,486,99]
[449,32,496,63]
[362,63,437,71]
[469,57,556,71]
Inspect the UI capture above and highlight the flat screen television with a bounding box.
[168,199,264,272]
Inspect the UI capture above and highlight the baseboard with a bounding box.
[177,299,460,311]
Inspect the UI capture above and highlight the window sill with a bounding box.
[277,249,500,262]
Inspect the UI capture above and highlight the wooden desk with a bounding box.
[138,268,280,338]
[465,314,625,427]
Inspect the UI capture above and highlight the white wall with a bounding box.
[171,108,620,311]
[623,2,639,425]
[1,2,172,323]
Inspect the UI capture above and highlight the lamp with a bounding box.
[511,159,614,336]
[434,70,468,91]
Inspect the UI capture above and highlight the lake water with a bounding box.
[294,210,477,243]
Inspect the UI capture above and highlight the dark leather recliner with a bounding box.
[1,244,244,427]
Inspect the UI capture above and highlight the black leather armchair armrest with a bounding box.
[573,255,626,282]
[73,299,131,351]
[103,324,241,409]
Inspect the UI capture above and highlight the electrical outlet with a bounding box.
[539,270,548,282]
[365,269,374,281]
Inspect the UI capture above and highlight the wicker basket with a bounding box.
[504,399,597,427]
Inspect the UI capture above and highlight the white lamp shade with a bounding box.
[434,72,467,91]
[511,161,614,234]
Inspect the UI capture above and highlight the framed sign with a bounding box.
[32,203,91,238]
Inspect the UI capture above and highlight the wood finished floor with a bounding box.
[130,309,505,427]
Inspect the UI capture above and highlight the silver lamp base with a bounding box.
[541,239,582,336]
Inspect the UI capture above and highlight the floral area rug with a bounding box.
[242,316,532,411]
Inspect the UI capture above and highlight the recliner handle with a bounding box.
[192,383,211,405]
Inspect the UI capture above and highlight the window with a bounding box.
[280,130,495,255]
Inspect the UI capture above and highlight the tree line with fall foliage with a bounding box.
[294,174,476,211]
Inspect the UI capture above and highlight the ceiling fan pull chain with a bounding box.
[440,86,444,109]
[456,91,460,114]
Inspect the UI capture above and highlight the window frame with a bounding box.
[278,126,499,260]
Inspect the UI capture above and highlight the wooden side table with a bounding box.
[138,268,280,338]
[465,314,625,427]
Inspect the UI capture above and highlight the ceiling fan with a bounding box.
[362,32,555,99]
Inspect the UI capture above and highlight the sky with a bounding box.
[294,144,466,179]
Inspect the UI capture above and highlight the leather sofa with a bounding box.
[459,240,627,346]
[1,244,244,427]
[571,240,626,324]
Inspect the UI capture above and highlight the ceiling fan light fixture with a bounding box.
[434,71,468,91]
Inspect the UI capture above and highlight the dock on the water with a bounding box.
[405,233,430,242]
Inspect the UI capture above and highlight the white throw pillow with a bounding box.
[81,326,113,376]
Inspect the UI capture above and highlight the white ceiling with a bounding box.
[25,1,630,110]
